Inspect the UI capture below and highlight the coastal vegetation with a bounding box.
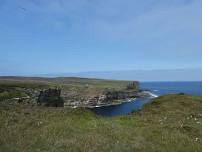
[0,77,130,99]
[0,77,201,151]
[0,94,201,151]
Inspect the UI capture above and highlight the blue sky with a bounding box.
[0,0,202,76]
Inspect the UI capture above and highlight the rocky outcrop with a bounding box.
[88,90,141,105]
[87,82,144,106]
[127,81,139,90]
[37,88,64,107]
[104,90,139,100]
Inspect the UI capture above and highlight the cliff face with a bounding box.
[37,88,64,107]
[88,81,141,106]
[105,81,140,99]
[37,82,141,107]
[105,90,139,100]
[126,81,139,90]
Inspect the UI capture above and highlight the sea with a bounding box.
[90,81,202,117]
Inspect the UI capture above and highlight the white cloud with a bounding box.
[3,0,202,42]
[88,0,202,39]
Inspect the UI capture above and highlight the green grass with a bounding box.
[0,94,201,152]
[0,90,27,100]
[0,81,49,100]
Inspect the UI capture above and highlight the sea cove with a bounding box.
[1,77,202,152]
[91,81,202,116]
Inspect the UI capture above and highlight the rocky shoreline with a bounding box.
[71,98,137,109]
[64,90,153,108]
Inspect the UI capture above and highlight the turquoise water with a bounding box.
[90,81,202,117]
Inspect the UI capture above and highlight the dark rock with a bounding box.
[104,90,139,100]
[37,88,64,107]
[17,98,23,103]
[127,81,139,90]
[88,82,141,105]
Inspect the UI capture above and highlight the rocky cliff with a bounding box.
[37,88,64,107]
[87,81,146,106]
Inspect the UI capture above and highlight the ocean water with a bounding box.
[90,81,202,117]
[141,81,202,96]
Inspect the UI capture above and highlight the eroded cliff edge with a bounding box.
[0,77,150,107]
[63,81,150,107]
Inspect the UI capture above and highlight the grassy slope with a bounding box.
[0,77,131,101]
[0,94,201,152]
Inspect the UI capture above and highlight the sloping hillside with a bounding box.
[0,94,201,151]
